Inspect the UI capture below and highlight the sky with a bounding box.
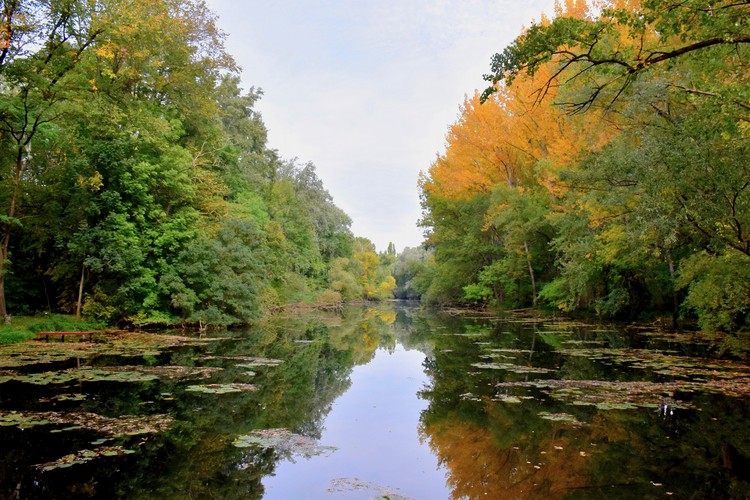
[203,0,556,252]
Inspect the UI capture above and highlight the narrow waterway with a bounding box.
[2,304,750,498]
[263,344,450,499]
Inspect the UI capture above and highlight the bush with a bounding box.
[315,289,342,307]
[0,330,35,345]
[26,314,105,334]
[678,251,750,332]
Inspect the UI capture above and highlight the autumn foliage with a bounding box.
[417,0,750,332]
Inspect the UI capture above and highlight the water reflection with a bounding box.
[263,344,449,499]
[2,305,750,498]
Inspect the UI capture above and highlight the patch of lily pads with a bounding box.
[0,410,173,435]
[558,348,750,380]
[198,355,284,369]
[0,365,221,386]
[327,477,408,498]
[630,326,720,346]
[233,428,336,460]
[185,383,257,394]
[538,411,583,424]
[235,359,284,369]
[0,332,222,370]
[494,379,702,410]
[39,393,88,403]
[35,446,136,472]
[498,395,522,404]
[471,362,555,374]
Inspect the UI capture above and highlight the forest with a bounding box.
[2,0,748,336]
[410,0,750,334]
[0,0,396,328]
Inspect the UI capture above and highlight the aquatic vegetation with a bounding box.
[471,362,555,374]
[199,355,284,367]
[537,412,582,424]
[0,411,173,435]
[234,358,284,368]
[488,348,532,354]
[0,365,221,385]
[558,347,750,380]
[0,332,222,369]
[498,395,522,404]
[39,393,87,403]
[233,428,337,460]
[494,379,705,410]
[185,383,257,394]
[327,477,408,498]
[35,446,136,472]
[2,306,750,498]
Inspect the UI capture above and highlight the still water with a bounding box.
[263,345,450,499]
[1,304,750,498]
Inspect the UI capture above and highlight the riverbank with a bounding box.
[0,315,105,345]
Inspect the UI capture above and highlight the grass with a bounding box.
[0,330,36,345]
[0,314,106,345]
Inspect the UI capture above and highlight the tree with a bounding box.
[482,0,750,113]
[0,0,108,321]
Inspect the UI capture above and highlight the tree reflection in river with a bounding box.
[2,305,750,498]
[416,311,750,499]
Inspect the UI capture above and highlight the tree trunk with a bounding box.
[0,143,29,321]
[0,225,9,322]
[667,250,679,328]
[0,273,9,323]
[76,263,85,319]
[524,240,538,307]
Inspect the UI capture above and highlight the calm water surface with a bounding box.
[1,304,750,498]
[264,345,450,499]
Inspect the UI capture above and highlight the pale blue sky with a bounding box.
[204,0,556,252]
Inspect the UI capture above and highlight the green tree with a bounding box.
[0,0,107,321]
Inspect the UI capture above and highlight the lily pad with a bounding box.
[471,362,554,374]
[2,365,222,386]
[233,428,336,460]
[200,356,284,367]
[35,446,135,471]
[538,411,582,423]
[0,332,221,369]
[0,410,173,436]
[499,395,522,404]
[327,477,407,498]
[185,383,257,394]
[495,379,700,410]
[235,357,284,368]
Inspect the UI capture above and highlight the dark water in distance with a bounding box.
[2,304,750,498]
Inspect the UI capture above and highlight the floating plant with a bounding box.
[0,365,222,386]
[233,428,337,460]
[471,362,555,374]
[327,477,408,498]
[35,446,136,471]
[185,383,257,394]
[0,332,222,369]
[200,355,284,366]
[499,395,522,404]
[538,411,582,424]
[0,411,173,435]
[558,348,750,380]
[494,379,701,410]
[235,358,284,368]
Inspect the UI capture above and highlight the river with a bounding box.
[1,304,750,498]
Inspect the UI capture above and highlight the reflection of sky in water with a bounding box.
[262,344,450,499]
